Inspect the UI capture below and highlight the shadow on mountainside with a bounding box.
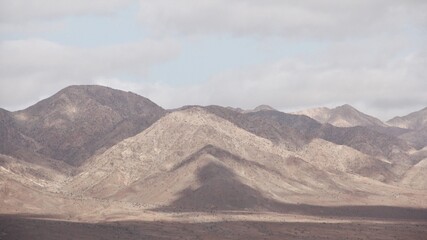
[160,162,279,212]
[156,162,427,221]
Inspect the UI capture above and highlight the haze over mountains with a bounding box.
[1,85,427,239]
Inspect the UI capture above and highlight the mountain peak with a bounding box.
[253,105,276,112]
[9,85,166,166]
[334,104,361,115]
[336,104,357,110]
[387,107,427,130]
[293,104,386,127]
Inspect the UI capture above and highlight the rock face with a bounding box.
[294,104,387,128]
[4,85,166,166]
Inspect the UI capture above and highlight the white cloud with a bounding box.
[0,38,180,110]
[5,35,423,119]
[94,36,426,120]
[0,0,133,33]
[0,0,133,23]
[0,0,425,120]
[208,47,426,119]
[138,0,427,38]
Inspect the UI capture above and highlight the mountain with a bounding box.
[397,128,427,150]
[318,124,412,164]
[8,85,166,166]
[66,107,305,202]
[387,107,427,130]
[1,85,427,238]
[400,156,427,189]
[246,104,277,113]
[203,105,321,150]
[383,107,427,150]
[0,108,64,170]
[201,105,411,164]
[64,107,414,211]
[294,104,387,128]
[0,108,29,156]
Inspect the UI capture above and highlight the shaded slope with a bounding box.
[397,127,427,150]
[10,85,166,166]
[0,109,66,170]
[158,162,279,211]
[318,124,411,164]
[386,107,427,149]
[110,143,352,207]
[203,105,320,150]
[0,108,34,157]
[200,105,411,163]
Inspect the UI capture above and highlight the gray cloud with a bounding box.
[0,0,132,23]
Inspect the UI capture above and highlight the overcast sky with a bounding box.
[0,0,426,120]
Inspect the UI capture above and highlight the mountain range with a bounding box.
[1,85,426,239]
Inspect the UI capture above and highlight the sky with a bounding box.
[0,0,426,120]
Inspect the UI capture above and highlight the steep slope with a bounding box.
[387,107,427,130]
[203,105,320,150]
[64,107,418,211]
[0,108,33,156]
[201,105,411,164]
[297,139,397,182]
[386,107,427,150]
[318,124,412,164]
[398,128,427,150]
[10,85,166,166]
[400,157,427,189]
[294,104,387,127]
[293,107,331,123]
[66,107,298,198]
[0,108,64,170]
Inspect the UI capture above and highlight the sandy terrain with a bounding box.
[1,213,426,240]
